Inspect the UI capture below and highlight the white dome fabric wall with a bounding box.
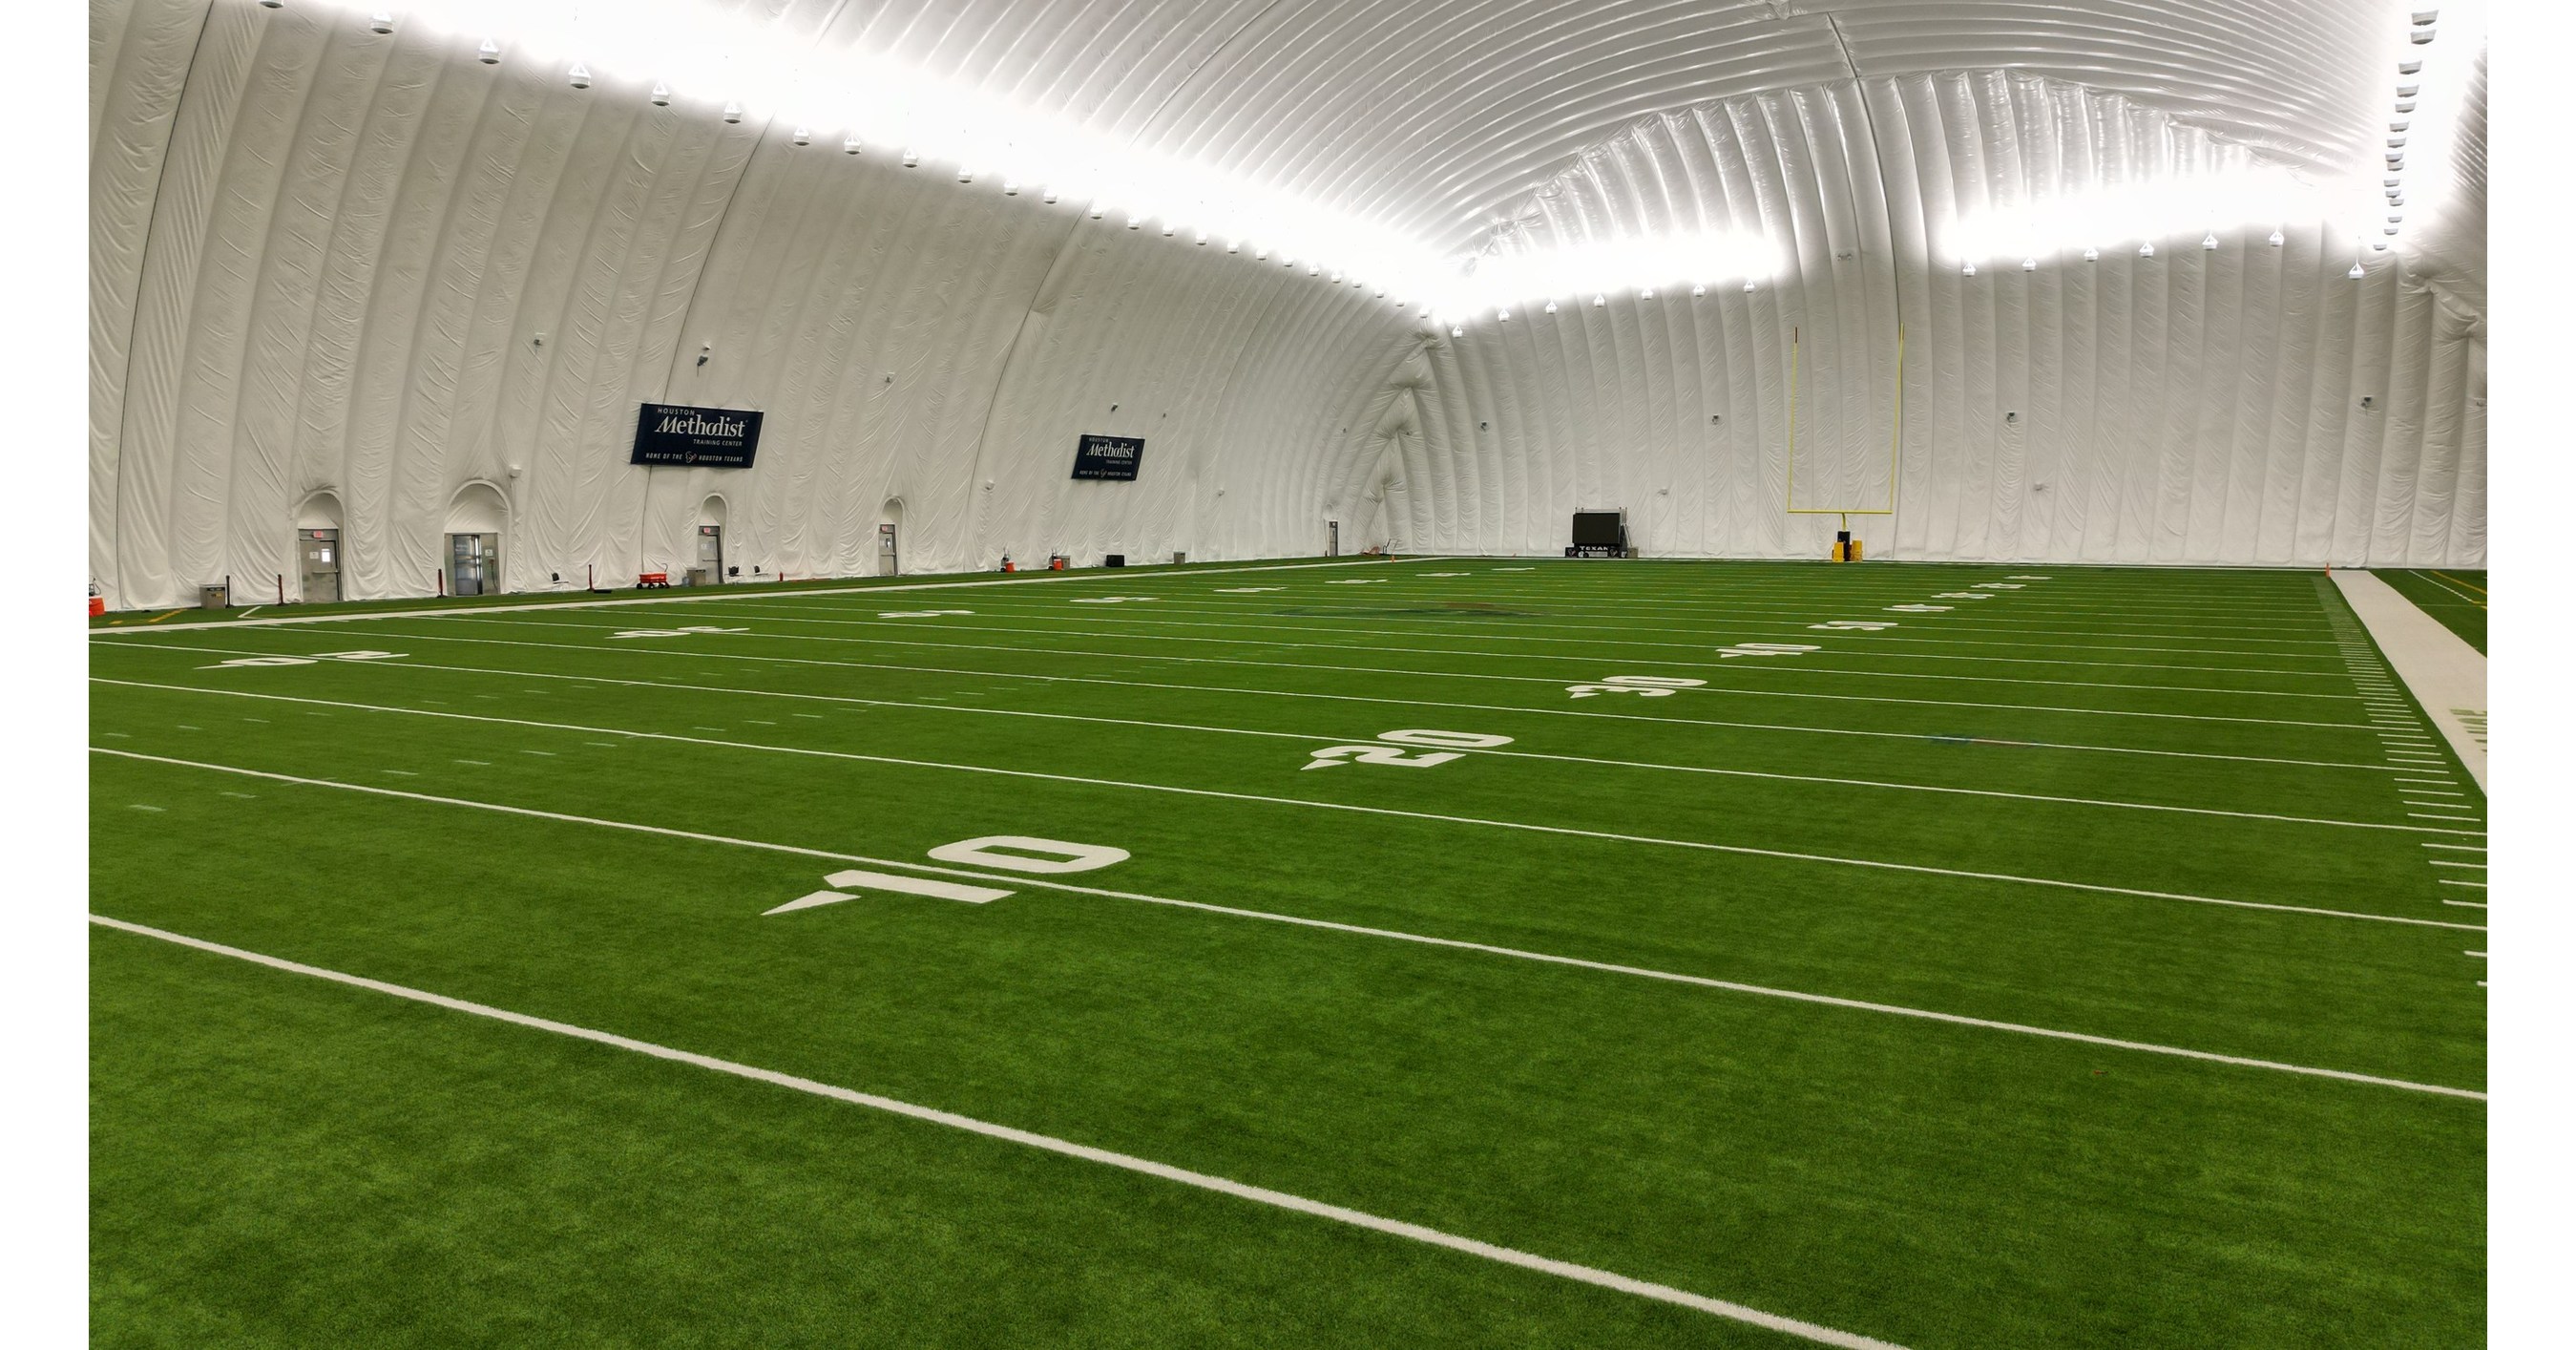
[90,0,2485,609]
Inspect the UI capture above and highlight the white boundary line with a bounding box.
[94,628,2425,774]
[86,915,1909,1349]
[354,614,2383,732]
[85,558,1416,634]
[84,764,2485,1099]
[95,677,2473,835]
[90,740,2482,933]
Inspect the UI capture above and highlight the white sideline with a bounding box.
[86,914,1907,1350]
[82,764,2483,1099]
[100,629,2415,774]
[86,557,1416,634]
[2326,572,2487,791]
[95,676,2467,834]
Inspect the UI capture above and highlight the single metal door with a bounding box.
[450,533,497,596]
[298,529,341,604]
[878,522,899,576]
[698,525,723,581]
[1327,520,1339,557]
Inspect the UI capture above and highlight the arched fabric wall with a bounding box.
[91,0,2484,607]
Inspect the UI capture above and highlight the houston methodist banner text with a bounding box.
[1070,434,1145,481]
[631,403,764,468]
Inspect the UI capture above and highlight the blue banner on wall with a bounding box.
[1071,434,1145,481]
[631,403,764,468]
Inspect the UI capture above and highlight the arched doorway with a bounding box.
[878,498,905,576]
[444,481,509,597]
[294,490,345,603]
[696,495,727,585]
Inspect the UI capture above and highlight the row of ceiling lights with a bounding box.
[266,1,2456,324]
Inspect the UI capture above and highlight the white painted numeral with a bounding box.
[207,656,317,668]
[315,650,405,661]
[1716,643,1821,659]
[2007,575,2051,580]
[1886,603,1952,613]
[1377,728,1514,749]
[1302,727,1510,770]
[1326,579,1391,584]
[1070,596,1159,604]
[1931,592,1993,601]
[1304,745,1464,770]
[1418,572,1469,577]
[1213,586,1284,594]
[879,609,973,618]
[1567,675,1707,699]
[1809,621,1895,631]
[609,625,748,639]
[1972,583,2022,590]
[927,835,1132,874]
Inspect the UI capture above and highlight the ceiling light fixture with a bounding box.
[650,81,671,106]
[2268,229,2285,246]
[478,39,501,64]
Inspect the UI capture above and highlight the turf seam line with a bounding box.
[93,678,2467,835]
[84,915,1910,1350]
[97,634,2418,774]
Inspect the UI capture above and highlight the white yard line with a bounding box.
[519,607,2369,705]
[85,915,1911,1350]
[91,740,2482,933]
[81,775,2483,1100]
[95,677,2475,835]
[703,602,2354,682]
[352,616,2382,732]
[86,558,1421,634]
[2328,572,2486,790]
[94,630,2423,773]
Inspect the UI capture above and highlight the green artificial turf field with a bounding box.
[89,558,2486,1348]
[2375,568,2488,654]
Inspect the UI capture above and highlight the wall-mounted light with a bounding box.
[477,39,500,64]
[1543,300,1559,314]
[1449,325,1463,337]
[2139,241,2156,258]
[1002,179,1019,196]
[1960,261,1977,277]
[2083,246,2100,262]
[2411,27,2436,44]
[2390,120,2411,133]
[2268,229,2285,247]
[2202,232,2219,250]
[649,81,671,106]
[1640,286,1656,300]
[567,64,591,89]
[1592,294,1606,307]
[791,126,811,146]
[2021,258,2037,271]
[1497,308,1511,322]
[1742,279,1757,293]
[900,149,919,166]
[1042,188,1059,203]
[846,136,865,156]
[959,167,975,183]
[1088,202,1105,220]
[2398,82,2420,96]
[368,11,393,33]
[722,101,743,124]
[2398,59,2423,74]
[2349,261,2367,278]
[1690,283,1707,297]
